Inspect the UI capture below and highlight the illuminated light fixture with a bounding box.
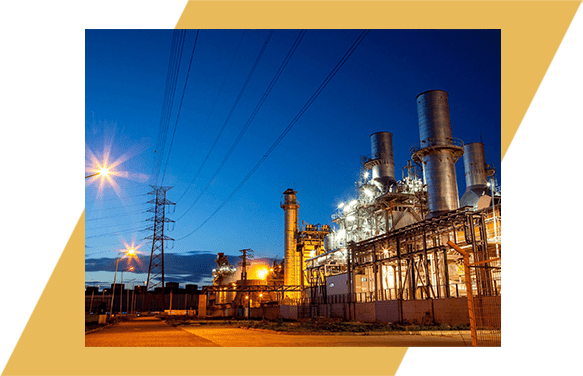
[256,267,269,280]
[338,202,345,209]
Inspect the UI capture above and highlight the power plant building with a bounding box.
[203,90,501,339]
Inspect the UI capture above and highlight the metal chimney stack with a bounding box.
[281,188,300,293]
[463,142,488,189]
[365,132,396,191]
[412,90,464,217]
[460,142,495,208]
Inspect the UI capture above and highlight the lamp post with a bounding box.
[120,269,124,314]
[109,248,135,317]
[89,286,95,314]
[85,167,110,179]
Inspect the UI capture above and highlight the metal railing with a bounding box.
[410,137,464,155]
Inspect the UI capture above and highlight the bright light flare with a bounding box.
[256,268,269,280]
[99,167,110,177]
[86,134,150,200]
[248,264,270,280]
[118,238,145,270]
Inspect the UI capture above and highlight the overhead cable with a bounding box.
[178,30,307,221]
[173,30,274,205]
[160,30,201,186]
[150,30,187,186]
[176,30,370,240]
[175,31,246,203]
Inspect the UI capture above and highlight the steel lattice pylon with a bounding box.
[145,185,175,292]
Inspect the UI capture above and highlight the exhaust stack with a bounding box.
[365,132,396,191]
[460,142,495,209]
[412,90,464,217]
[281,189,300,294]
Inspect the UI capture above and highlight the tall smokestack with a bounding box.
[412,90,464,217]
[281,189,300,292]
[365,132,396,191]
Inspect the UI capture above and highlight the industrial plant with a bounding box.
[197,90,501,344]
[86,89,500,346]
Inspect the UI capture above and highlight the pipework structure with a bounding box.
[302,90,500,319]
[411,90,464,218]
[326,131,426,252]
[347,206,500,304]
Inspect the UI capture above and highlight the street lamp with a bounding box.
[85,167,110,179]
[109,248,136,316]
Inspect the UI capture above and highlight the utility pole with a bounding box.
[145,185,175,310]
[239,249,253,319]
[89,288,95,314]
[239,249,254,288]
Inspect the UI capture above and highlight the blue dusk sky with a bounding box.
[85,29,501,288]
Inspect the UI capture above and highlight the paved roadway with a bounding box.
[85,317,219,347]
[85,317,469,347]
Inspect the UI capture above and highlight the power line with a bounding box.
[86,220,147,232]
[173,30,274,206]
[151,30,187,186]
[175,32,246,203]
[178,30,307,221]
[86,209,148,222]
[86,226,145,240]
[160,30,200,186]
[176,30,370,240]
[85,202,148,213]
[88,193,148,203]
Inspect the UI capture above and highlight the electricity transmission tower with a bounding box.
[145,185,175,292]
[239,249,254,287]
